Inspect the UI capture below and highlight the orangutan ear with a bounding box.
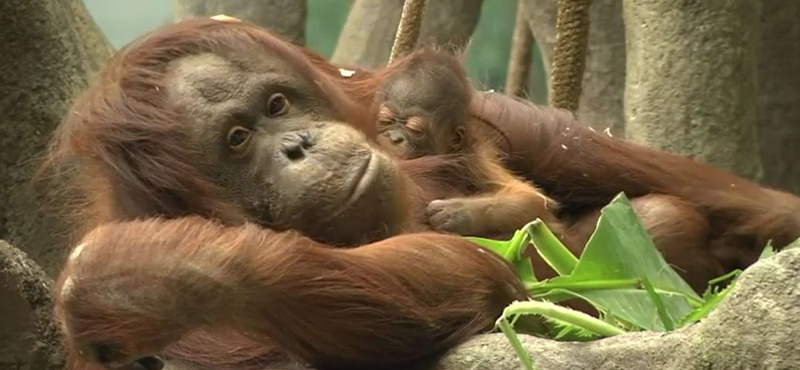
[453,126,466,149]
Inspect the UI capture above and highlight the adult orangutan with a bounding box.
[49,18,525,370]
[47,17,800,370]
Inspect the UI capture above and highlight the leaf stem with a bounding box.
[504,300,626,337]
[497,317,536,370]
[531,278,640,293]
[525,219,578,276]
[641,278,674,331]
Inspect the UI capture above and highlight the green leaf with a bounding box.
[678,282,735,326]
[468,235,517,260]
[535,193,700,331]
[546,315,601,341]
[707,269,741,286]
[642,277,674,331]
[497,317,537,370]
[679,270,741,325]
[525,219,578,276]
[469,229,538,288]
[501,300,626,337]
[515,257,538,290]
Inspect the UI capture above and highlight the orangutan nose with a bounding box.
[125,356,165,370]
[386,130,405,145]
[281,131,315,161]
[83,342,164,370]
[84,341,121,366]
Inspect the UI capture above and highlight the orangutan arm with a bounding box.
[424,139,563,238]
[55,216,525,369]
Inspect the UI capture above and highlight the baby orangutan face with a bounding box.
[373,50,472,159]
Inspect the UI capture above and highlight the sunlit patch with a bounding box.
[210,14,242,22]
[61,276,75,302]
[338,68,356,77]
[68,242,89,263]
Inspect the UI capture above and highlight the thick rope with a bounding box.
[389,0,428,64]
[549,0,591,112]
[505,1,535,98]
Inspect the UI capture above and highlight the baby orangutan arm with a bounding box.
[426,143,564,238]
[55,216,525,370]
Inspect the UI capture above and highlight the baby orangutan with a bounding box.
[374,49,563,238]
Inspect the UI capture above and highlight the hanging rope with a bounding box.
[505,1,536,98]
[389,0,428,64]
[549,0,591,112]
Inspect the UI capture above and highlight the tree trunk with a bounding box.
[331,0,484,68]
[522,0,626,135]
[622,0,763,181]
[0,241,62,370]
[757,1,800,194]
[505,1,535,98]
[173,0,308,45]
[0,0,113,275]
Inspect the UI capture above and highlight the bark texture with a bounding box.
[0,0,113,275]
[622,0,763,181]
[523,0,626,135]
[331,0,483,68]
[173,0,308,45]
[505,1,535,98]
[0,241,62,370]
[757,1,800,194]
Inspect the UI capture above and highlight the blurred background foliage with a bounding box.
[82,0,549,103]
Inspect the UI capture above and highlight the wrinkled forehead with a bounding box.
[163,47,304,108]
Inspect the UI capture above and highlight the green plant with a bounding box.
[468,192,768,370]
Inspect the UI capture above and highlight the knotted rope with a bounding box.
[549,0,591,112]
[389,0,428,64]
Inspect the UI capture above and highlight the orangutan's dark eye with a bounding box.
[266,93,289,117]
[227,126,252,151]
